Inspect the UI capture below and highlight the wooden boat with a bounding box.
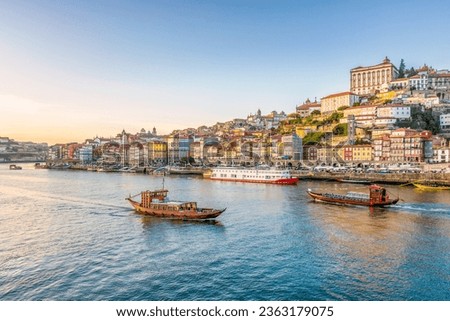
[413,182,450,191]
[336,178,372,184]
[167,165,206,175]
[307,184,399,207]
[34,163,48,169]
[126,189,226,219]
[9,164,22,170]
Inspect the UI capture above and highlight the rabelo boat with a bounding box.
[307,184,399,207]
[126,189,226,219]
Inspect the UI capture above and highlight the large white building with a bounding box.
[375,105,411,127]
[321,91,359,114]
[350,57,398,95]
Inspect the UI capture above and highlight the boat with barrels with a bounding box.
[307,184,399,207]
[126,189,226,219]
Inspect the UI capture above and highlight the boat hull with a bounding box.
[413,183,450,191]
[127,199,225,219]
[307,191,399,207]
[337,179,372,184]
[209,177,299,185]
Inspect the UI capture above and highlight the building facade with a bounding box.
[350,57,398,95]
[440,113,450,132]
[321,92,359,114]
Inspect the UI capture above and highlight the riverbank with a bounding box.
[48,163,450,187]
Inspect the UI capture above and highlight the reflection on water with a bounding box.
[138,215,224,229]
[0,164,449,300]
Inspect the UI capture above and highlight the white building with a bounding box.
[296,99,321,117]
[377,105,411,118]
[433,147,450,163]
[350,57,398,95]
[440,113,450,132]
[78,145,93,164]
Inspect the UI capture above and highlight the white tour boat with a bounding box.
[206,166,299,185]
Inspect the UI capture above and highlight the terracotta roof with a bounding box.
[377,104,408,108]
[297,102,321,110]
[322,91,357,99]
[430,73,450,78]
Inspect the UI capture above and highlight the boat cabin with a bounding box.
[369,185,389,203]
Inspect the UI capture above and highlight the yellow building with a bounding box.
[148,140,168,165]
[344,145,373,162]
[321,91,359,114]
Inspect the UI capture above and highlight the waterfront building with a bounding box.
[350,57,398,95]
[389,128,433,163]
[78,145,93,164]
[342,145,373,163]
[190,139,204,163]
[315,146,341,165]
[321,92,359,114]
[165,135,180,165]
[372,134,391,162]
[178,135,193,161]
[129,142,144,167]
[432,146,450,163]
[302,145,318,163]
[147,139,168,166]
[48,144,64,160]
[280,133,303,160]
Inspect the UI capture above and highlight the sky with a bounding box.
[1,0,449,144]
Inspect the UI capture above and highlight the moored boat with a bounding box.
[126,189,226,219]
[34,163,48,169]
[206,166,298,185]
[307,184,399,207]
[167,165,206,175]
[412,182,450,191]
[336,178,372,184]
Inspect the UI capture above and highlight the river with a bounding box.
[1,163,449,300]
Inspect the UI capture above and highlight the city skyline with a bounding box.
[1,0,450,144]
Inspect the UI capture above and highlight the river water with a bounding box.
[1,163,449,301]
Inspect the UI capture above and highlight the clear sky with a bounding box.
[1,0,449,144]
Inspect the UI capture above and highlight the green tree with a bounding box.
[303,132,325,145]
[332,123,348,136]
[406,67,417,78]
[398,59,406,78]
